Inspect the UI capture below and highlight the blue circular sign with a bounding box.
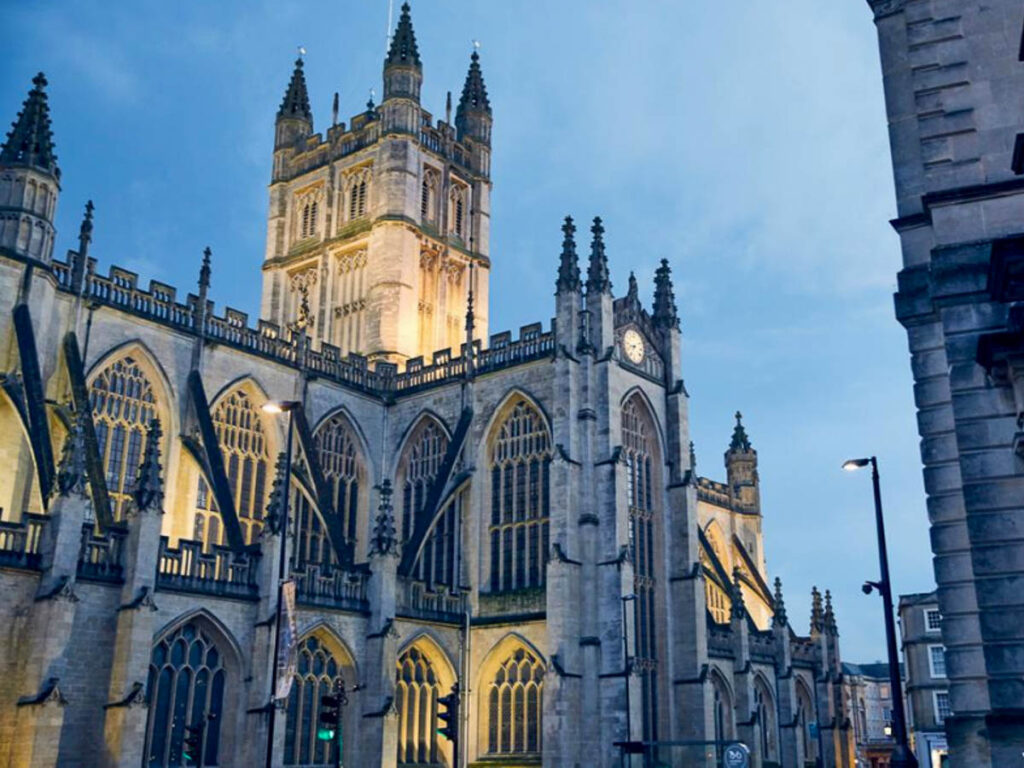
[723,742,750,768]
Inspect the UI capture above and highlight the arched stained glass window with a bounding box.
[284,635,342,767]
[486,647,543,756]
[395,647,442,767]
[195,389,269,548]
[622,395,659,742]
[755,678,778,761]
[711,673,733,763]
[144,621,226,767]
[90,355,158,521]
[399,419,460,589]
[488,400,551,593]
[796,679,817,762]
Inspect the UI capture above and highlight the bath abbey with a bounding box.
[0,5,852,768]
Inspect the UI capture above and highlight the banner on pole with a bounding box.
[275,580,298,701]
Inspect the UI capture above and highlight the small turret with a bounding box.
[555,216,581,295]
[455,50,492,145]
[585,217,611,295]
[730,567,747,621]
[0,73,60,263]
[725,411,760,510]
[824,589,838,636]
[275,56,313,150]
[131,419,164,514]
[383,3,422,103]
[810,586,825,635]
[652,258,679,330]
[772,576,787,628]
[69,200,94,294]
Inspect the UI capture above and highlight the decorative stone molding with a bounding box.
[336,248,367,273]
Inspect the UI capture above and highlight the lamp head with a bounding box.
[842,458,871,472]
[262,400,299,415]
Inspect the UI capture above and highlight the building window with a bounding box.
[421,168,438,223]
[623,394,660,742]
[348,175,368,221]
[928,645,947,678]
[90,355,159,522]
[754,679,778,761]
[449,184,467,239]
[296,412,364,567]
[487,648,543,756]
[299,199,319,239]
[396,647,443,767]
[196,389,269,548]
[144,621,226,767]
[488,399,551,593]
[284,635,343,767]
[934,691,951,724]
[925,608,942,632]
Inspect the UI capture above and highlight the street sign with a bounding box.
[723,742,750,768]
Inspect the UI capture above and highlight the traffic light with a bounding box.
[182,722,203,764]
[437,682,460,744]
[318,694,341,741]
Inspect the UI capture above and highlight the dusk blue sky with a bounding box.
[2,1,931,662]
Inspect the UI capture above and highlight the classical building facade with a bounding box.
[898,592,949,768]
[867,2,1024,766]
[0,6,851,767]
[841,662,901,768]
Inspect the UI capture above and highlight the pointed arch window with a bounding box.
[195,389,269,548]
[291,413,365,568]
[449,184,467,239]
[90,355,159,521]
[487,647,544,756]
[284,635,343,767]
[754,678,778,761]
[144,621,227,767]
[398,419,460,589]
[395,647,443,767]
[348,174,368,221]
[421,168,439,224]
[796,680,817,762]
[488,400,551,593]
[622,395,660,742]
[711,674,733,763]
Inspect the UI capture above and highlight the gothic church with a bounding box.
[0,5,851,767]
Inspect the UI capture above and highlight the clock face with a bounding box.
[622,329,645,364]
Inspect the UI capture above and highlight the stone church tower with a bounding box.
[261,2,491,364]
[0,6,851,768]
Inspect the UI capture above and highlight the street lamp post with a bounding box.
[263,399,300,768]
[842,456,918,768]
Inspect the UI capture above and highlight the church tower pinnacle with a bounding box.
[383,2,422,103]
[455,50,492,145]
[725,411,759,511]
[275,56,313,151]
[1,73,60,264]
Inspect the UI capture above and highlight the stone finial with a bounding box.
[730,567,746,621]
[729,411,752,453]
[2,72,59,178]
[810,586,825,634]
[385,2,421,69]
[370,479,398,556]
[555,216,581,294]
[689,440,697,472]
[77,200,94,258]
[824,589,838,636]
[198,246,212,293]
[627,272,639,303]
[264,452,290,536]
[772,576,787,628]
[55,409,89,499]
[457,50,491,115]
[652,258,680,330]
[585,217,611,295]
[277,56,313,124]
[331,92,339,127]
[131,419,164,514]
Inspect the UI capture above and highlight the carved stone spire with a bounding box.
[370,479,398,557]
[810,586,825,634]
[555,216,581,294]
[772,576,787,628]
[131,419,164,514]
[824,589,838,636]
[455,50,492,143]
[627,272,639,303]
[383,2,422,103]
[652,258,679,330]
[2,73,59,178]
[729,411,752,452]
[278,57,313,124]
[585,217,611,295]
[70,200,94,293]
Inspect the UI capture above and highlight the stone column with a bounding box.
[771,579,799,768]
[102,420,165,768]
[729,572,757,768]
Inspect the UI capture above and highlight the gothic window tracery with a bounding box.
[449,183,467,239]
[195,388,269,548]
[486,647,544,756]
[754,677,778,761]
[796,679,817,762]
[398,419,460,589]
[488,399,551,593]
[622,394,660,742]
[395,646,442,766]
[284,635,343,767]
[333,249,367,355]
[89,355,159,521]
[345,168,371,222]
[291,412,364,568]
[711,672,734,762]
[421,167,439,224]
[144,621,227,767]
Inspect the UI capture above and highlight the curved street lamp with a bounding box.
[843,456,917,768]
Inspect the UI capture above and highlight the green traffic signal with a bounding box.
[317,727,335,741]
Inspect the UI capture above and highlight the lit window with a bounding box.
[934,691,951,724]
[395,647,442,765]
[925,608,942,632]
[487,648,544,756]
[284,635,343,767]
[928,645,947,678]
